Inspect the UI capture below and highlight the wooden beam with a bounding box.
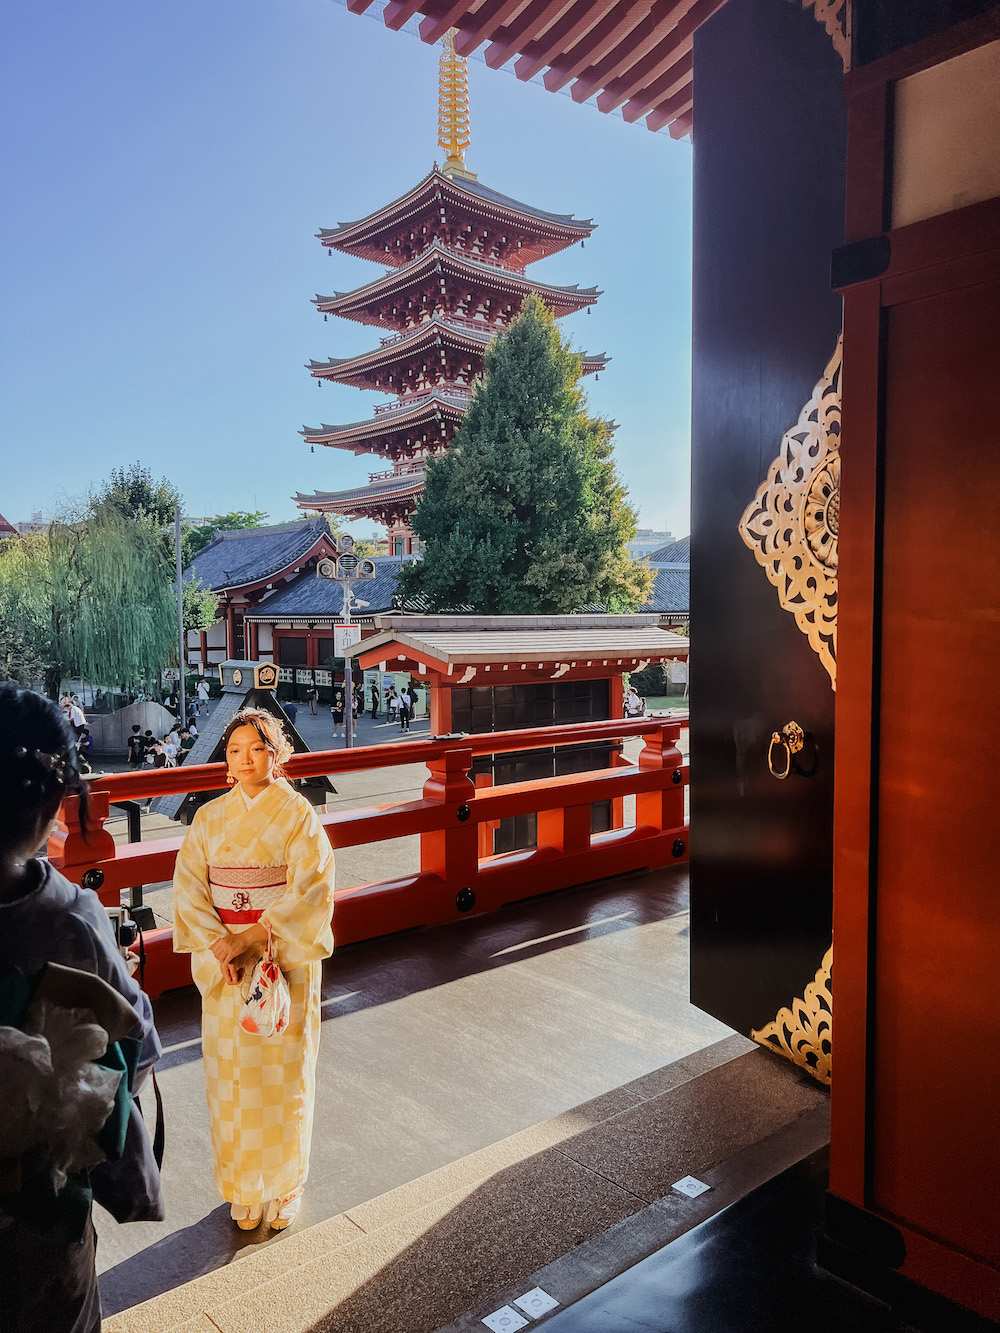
[513,0,612,82]
[483,0,568,70]
[452,0,527,55]
[544,0,658,93]
[616,51,692,119]
[419,0,476,44]
[594,0,715,109]
[629,82,690,127]
[383,0,426,29]
[565,0,685,100]
[346,0,378,11]
[666,106,693,138]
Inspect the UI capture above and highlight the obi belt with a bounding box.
[209,865,288,925]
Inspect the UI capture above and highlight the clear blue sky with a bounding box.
[0,0,692,541]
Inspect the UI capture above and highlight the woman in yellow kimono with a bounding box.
[173,707,334,1231]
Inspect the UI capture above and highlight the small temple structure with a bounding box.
[293,31,606,555]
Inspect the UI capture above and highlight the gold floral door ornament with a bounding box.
[751,948,832,1085]
[738,334,842,690]
[789,0,851,69]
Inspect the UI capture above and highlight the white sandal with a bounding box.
[265,1190,302,1231]
[231,1202,264,1230]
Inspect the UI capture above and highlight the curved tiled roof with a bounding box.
[318,169,593,244]
[243,557,407,621]
[644,567,689,615]
[186,516,333,592]
[648,535,690,564]
[314,243,601,320]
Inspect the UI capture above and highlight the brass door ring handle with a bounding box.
[767,721,816,779]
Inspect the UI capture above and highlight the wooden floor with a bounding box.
[97,862,728,1317]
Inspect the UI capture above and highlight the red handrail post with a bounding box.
[538,802,592,855]
[636,723,685,837]
[421,747,477,900]
[48,791,118,905]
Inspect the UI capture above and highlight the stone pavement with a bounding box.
[95,864,746,1322]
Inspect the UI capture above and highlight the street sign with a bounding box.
[334,624,361,655]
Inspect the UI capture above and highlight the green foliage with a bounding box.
[352,539,377,557]
[396,295,651,614]
[627,663,667,696]
[182,510,269,565]
[0,474,182,697]
[95,462,182,528]
[183,576,219,633]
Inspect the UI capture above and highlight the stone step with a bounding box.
[103,1035,826,1333]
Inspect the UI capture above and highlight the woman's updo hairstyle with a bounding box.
[0,685,90,846]
[222,707,293,778]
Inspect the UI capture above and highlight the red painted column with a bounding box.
[429,679,452,734]
[636,723,685,843]
[421,747,476,914]
[248,621,259,661]
[225,603,235,658]
[199,630,208,668]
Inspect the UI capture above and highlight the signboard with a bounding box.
[277,667,294,683]
[295,669,314,684]
[315,670,332,686]
[334,624,361,655]
[254,662,278,691]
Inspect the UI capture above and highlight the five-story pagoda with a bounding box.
[294,32,606,555]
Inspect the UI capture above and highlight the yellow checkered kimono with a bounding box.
[173,778,334,1207]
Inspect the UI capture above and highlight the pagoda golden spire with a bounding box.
[438,30,476,181]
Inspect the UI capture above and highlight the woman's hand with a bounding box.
[220,955,247,986]
[211,932,249,966]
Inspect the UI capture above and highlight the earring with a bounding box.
[226,774,236,786]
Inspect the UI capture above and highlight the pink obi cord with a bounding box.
[209,865,288,925]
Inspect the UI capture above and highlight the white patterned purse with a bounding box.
[239,923,290,1038]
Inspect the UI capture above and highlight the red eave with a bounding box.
[345,0,727,138]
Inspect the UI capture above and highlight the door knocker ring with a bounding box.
[767,721,815,780]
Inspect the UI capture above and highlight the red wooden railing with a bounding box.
[50,718,688,998]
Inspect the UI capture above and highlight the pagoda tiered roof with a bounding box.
[294,468,427,526]
[300,390,469,459]
[318,168,595,269]
[306,316,607,393]
[314,242,600,330]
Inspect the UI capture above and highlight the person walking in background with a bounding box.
[68,697,87,737]
[369,682,380,720]
[387,687,399,724]
[178,728,196,764]
[331,687,345,740]
[306,685,319,717]
[197,678,211,713]
[284,698,298,726]
[0,686,162,1333]
[77,727,93,775]
[398,689,411,733]
[173,708,335,1234]
[127,724,145,772]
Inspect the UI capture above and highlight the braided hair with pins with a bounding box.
[0,685,91,848]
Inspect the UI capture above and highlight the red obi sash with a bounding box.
[209,865,288,924]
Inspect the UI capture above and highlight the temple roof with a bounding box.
[350,615,689,669]
[300,391,468,454]
[319,169,595,267]
[186,516,334,592]
[648,535,690,564]
[294,470,426,513]
[314,242,600,327]
[307,317,608,387]
[243,556,406,622]
[644,567,689,616]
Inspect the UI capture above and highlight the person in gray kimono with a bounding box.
[0,686,162,1333]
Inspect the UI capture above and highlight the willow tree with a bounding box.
[0,499,178,699]
[396,295,651,614]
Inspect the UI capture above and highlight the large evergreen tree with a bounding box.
[396,296,651,614]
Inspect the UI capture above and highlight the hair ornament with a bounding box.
[13,745,70,785]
